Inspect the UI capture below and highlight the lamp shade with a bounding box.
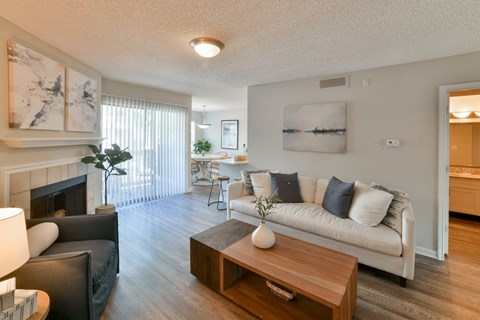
[0,208,29,278]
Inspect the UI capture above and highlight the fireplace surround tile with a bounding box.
[61,165,69,181]
[10,191,30,215]
[10,171,30,194]
[31,169,48,189]
[68,163,79,179]
[47,166,62,185]
[3,159,97,217]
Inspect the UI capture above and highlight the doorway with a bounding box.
[438,81,480,260]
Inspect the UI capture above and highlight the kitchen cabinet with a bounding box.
[449,176,480,216]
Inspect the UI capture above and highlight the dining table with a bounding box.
[191,153,225,182]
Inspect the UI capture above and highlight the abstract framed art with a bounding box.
[283,103,346,153]
[66,68,98,132]
[221,120,239,150]
[7,40,65,130]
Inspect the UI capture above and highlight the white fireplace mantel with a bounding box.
[1,137,103,148]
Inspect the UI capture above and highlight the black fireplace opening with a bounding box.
[30,175,87,219]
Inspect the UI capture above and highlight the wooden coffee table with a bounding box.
[190,219,357,320]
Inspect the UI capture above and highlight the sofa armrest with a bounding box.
[1,252,93,320]
[26,213,118,245]
[227,180,244,219]
[401,203,416,279]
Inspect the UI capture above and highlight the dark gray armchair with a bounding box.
[0,213,119,320]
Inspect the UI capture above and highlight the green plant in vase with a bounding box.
[193,139,211,155]
[81,144,133,213]
[250,192,282,249]
[250,192,282,223]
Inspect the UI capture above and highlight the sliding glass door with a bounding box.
[102,95,189,207]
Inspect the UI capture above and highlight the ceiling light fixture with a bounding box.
[190,37,224,58]
[197,105,211,129]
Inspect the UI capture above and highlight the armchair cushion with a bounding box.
[27,222,59,257]
[42,240,116,287]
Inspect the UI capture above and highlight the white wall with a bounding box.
[248,51,480,255]
[201,109,248,157]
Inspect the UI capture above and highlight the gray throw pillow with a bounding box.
[270,172,303,203]
[241,169,269,195]
[322,176,355,218]
[371,183,411,234]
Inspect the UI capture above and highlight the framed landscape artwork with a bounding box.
[283,103,346,153]
[221,120,239,150]
[66,68,98,132]
[7,40,65,130]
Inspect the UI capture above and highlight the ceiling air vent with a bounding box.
[319,75,348,89]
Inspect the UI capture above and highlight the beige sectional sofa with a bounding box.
[227,174,415,286]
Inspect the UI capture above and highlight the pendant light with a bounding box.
[197,105,211,129]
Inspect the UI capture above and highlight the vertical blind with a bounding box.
[102,94,189,207]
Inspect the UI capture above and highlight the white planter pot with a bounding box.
[251,222,275,249]
[95,204,116,214]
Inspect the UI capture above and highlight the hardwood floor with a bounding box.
[100,186,480,319]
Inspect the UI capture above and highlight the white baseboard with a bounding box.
[416,246,437,259]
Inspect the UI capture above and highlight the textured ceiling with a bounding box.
[1,0,480,111]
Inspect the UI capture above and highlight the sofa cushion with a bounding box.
[299,176,317,203]
[322,176,355,218]
[270,172,303,203]
[314,178,329,205]
[349,181,393,226]
[230,198,402,256]
[42,240,116,285]
[371,183,411,234]
[27,222,59,257]
[251,172,272,197]
[241,169,269,195]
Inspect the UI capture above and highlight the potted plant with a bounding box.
[250,192,282,249]
[81,144,133,214]
[193,139,211,155]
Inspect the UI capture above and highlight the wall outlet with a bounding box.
[386,139,400,147]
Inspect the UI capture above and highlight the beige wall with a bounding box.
[0,17,102,165]
[248,51,480,255]
[0,17,102,204]
[1,18,193,206]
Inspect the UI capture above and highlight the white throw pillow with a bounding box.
[298,176,317,203]
[27,222,59,257]
[314,178,329,205]
[250,172,272,198]
[349,181,393,226]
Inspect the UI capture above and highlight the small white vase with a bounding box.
[252,221,276,249]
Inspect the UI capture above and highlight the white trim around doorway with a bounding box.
[438,81,480,260]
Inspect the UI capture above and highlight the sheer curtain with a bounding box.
[102,95,189,207]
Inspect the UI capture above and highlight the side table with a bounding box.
[29,290,50,320]
[190,219,256,291]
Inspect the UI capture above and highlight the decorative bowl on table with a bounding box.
[265,279,297,301]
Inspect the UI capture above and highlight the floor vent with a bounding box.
[319,75,348,89]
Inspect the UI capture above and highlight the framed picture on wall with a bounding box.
[221,120,239,149]
[65,68,98,132]
[7,40,65,130]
